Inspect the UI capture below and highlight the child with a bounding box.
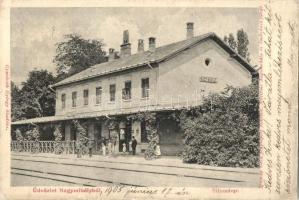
[122,142,127,154]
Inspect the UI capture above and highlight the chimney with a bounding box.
[108,48,116,61]
[148,37,156,52]
[120,30,131,58]
[186,22,194,39]
[137,39,144,53]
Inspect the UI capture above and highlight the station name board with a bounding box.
[199,76,217,83]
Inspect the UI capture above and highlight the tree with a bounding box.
[11,69,56,121]
[53,125,63,154]
[236,29,250,63]
[224,33,237,51]
[18,69,56,119]
[180,81,259,167]
[15,129,24,152]
[54,34,107,80]
[32,127,40,142]
[224,29,250,63]
[11,82,24,121]
[16,129,23,141]
[73,120,89,149]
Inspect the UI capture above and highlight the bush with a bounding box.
[127,112,159,160]
[53,125,63,154]
[180,82,259,168]
[32,127,40,141]
[73,120,89,153]
[15,129,24,152]
[16,129,23,142]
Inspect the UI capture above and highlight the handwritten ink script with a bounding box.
[32,186,191,199]
[261,2,297,198]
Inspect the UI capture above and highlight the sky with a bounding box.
[11,7,259,85]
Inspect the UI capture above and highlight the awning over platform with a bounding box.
[11,104,188,126]
[11,115,68,125]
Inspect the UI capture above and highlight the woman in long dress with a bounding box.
[155,145,161,157]
[107,139,112,156]
[101,139,106,156]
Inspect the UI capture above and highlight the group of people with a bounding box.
[74,136,137,158]
[73,135,164,158]
[100,136,137,156]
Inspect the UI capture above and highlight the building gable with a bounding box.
[157,39,253,105]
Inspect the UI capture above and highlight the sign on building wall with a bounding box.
[199,76,217,83]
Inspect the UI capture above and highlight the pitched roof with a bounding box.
[52,32,257,88]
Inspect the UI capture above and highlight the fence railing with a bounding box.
[11,140,76,154]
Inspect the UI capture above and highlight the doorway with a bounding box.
[118,122,132,152]
[125,122,132,152]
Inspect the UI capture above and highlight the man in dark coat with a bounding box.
[131,136,137,155]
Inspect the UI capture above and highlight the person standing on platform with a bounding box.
[155,145,161,157]
[75,140,81,158]
[122,142,127,154]
[87,138,94,157]
[101,139,106,156]
[112,135,118,155]
[128,140,132,154]
[119,129,125,151]
[65,139,70,154]
[131,136,137,155]
[107,139,112,156]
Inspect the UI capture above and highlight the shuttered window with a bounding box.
[83,89,89,105]
[96,87,102,104]
[141,78,149,98]
[110,84,116,102]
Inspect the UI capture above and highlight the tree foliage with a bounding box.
[224,33,237,51]
[15,129,23,142]
[224,29,250,63]
[25,129,33,141]
[53,125,63,142]
[11,82,24,121]
[11,69,56,121]
[127,112,159,160]
[180,81,259,167]
[53,125,63,154]
[32,127,40,142]
[15,129,24,152]
[73,120,88,146]
[236,29,250,62]
[54,34,107,80]
[12,34,107,121]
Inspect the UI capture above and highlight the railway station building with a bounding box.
[11,22,257,156]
